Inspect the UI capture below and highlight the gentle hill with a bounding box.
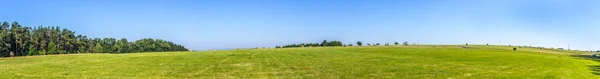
[0,45,598,78]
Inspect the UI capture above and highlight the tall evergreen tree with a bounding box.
[47,41,58,54]
[0,22,11,56]
[93,43,103,53]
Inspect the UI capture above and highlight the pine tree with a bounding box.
[48,41,58,54]
[93,43,103,53]
[27,46,36,56]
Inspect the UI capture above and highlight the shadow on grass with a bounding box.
[571,55,600,75]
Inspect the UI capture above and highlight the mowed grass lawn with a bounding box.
[0,45,598,78]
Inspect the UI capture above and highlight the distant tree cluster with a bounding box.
[280,43,320,48]
[0,22,188,57]
[279,40,414,48]
[321,40,343,46]
[279,40,344,48]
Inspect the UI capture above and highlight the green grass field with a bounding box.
[0,45,599,78]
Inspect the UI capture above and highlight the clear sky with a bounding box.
[2,0,600,50]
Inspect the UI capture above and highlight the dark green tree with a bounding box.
[321,40,328,46]
[102,38,116,53]
[47,41,58,54]
[27,46,36,56]
[114,38,129,53]
[92,43,103,53]
[0,22,10,56]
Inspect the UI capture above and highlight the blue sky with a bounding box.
[2,0,600,50]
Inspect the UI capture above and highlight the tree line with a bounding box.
[277,40,344,48]
[276,40,411,48]
[0,22,188,57]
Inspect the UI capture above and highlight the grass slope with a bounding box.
[0,45,598,78]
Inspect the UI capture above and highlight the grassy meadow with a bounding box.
[0,45,598,78]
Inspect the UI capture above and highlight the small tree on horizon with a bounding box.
[321,40,328,46]
[357,41,363,46]
[376,43,380,46]
[403,41,409,46]
[394,42,399,45]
